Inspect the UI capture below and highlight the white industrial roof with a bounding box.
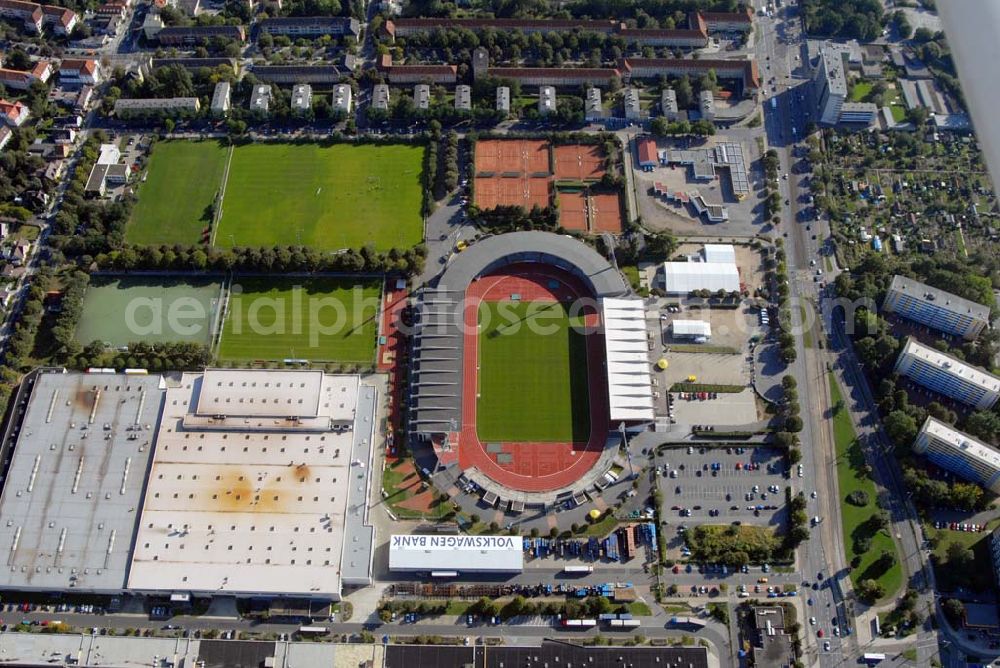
[702,244,736,265]
[672,319,712,337]
[0,372,165,592]
[661,261,740,294]
[900,338,1000,394]
[388,534,524,572]
[601,299,655,422]
[128,369,376,598]
[920,417,1000,470]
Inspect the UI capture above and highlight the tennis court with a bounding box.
[591,192,624,233]
[474,139,550,176]
[553,144,606,181]
[474,175,551,210]
[557,190,589,231]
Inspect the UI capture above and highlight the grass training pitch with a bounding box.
[75,276,223,348]
[215,143,425,251]
[476,301,591,442]
[218,277,381,363]
[127,141,229,245]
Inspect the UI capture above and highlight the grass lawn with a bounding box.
[850,81,874,102]
[218,276,381,363]
[216,143,425,251]
[925,519,999,592]
[127,140,229,245]
[582,514,618,537]
[381,460,451,521]
[476,301,591,442]
[798,303,814,348]
[829,374,903,599]
[627,602,653,616]
[76,275,223,347]
[890,105,907,123]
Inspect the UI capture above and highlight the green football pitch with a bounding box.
[476,301,591,443]
[75,276,223,347]
[126,140,229,245]
[218,277,382,363]
[215,143,425,251]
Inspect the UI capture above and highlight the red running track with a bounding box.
[458,263,608,493]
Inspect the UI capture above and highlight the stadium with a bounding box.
[409,232,655,506]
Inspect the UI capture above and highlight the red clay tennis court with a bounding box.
[590,192,624,233]
[557,190,589,231]
[475,139,551,176]
[553,144,606,181]
[457,263,609,493]
[474,176,551,210]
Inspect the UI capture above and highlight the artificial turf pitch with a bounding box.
[215,143,425,251]
[218,277,382,363]
[475,301,591,443]
[126,141,229,245]
[75,276,223,347]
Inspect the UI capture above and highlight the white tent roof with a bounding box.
[601,298,655,422]
[702,243,736,264]
[661,261,740,294]
[672,319,712,337]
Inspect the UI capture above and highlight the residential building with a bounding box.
[455,84,471,111]
[617,27,707,49]
[883,275,990,340]
[154,24,246,46]
[41,3,76,32]
[113,97,200,118]
[539,85,556,115]
[85,142,127,196]
[814,47,846,125]
[387,64,457,85]
[894,338,1000,410]
[636,136,657,169]
[585,87,603,121]
[383,17,620,39]
[74,85,93,112]
[471,46,620,87]
[252,65,342,85]
[0,127,11,152]
[210,80,230,116]
[249,84,271,115]
[839,101,876,124]
[914,418,1000,493]
[621,58,759,96]
[496,86,510,114]
[291,83,312,113]
[58,58,101,85]
[414,83,430,110]
[661,88,678,120]
[991,527,1000,586]
[258,16,360,39]
[699,89,715,120]
[699,8,753,33]
[332,83,352,114]
[623,87,642,120]
[141,11,163,39]
[0,0,43,32]
[372,83,390,110]
[0,60,52,90]
[0,99,29,127]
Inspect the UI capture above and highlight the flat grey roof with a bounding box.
[888,274,991,322]
[0,371,165,592]
[411,232,627,435]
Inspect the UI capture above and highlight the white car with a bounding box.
[811,491,818,499]
[809,617,816,625]
[823,641,831,651]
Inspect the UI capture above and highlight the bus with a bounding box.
[298,626,329,635]
[609,619,641,629]
[561,619,597,628]
[861,654,886,664]
[563,566,594,574]
[430,571,458,578]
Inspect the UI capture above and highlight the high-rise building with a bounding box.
[913,417,1000,493]
[883,275,990,340]
[894,338,1000,410]
[814,48,846,125]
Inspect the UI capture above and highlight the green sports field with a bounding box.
[215,143,425,251]
[218,277,382,363]
[126,140,229,245]
[75,276,223,347]
[476,301,591,442]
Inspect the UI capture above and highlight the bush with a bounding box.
[846,490,870,506]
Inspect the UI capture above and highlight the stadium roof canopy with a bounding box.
[661,261,740,294]
[601,298,655,422]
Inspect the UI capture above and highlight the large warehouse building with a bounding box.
[388,534,524,574]
[658,243,741,295]
[0,369,376,601]
[127,369,376,600]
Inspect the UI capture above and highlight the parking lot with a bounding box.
[656,447,799,556]
[670,389,759,425]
